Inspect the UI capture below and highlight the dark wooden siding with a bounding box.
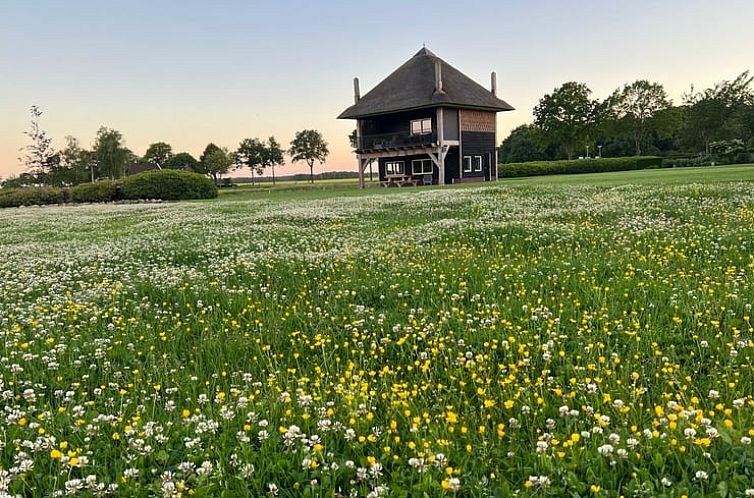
[444,146,459,184]
[461,131,495,178]
[361,109,436,135]
[443,108,459,140]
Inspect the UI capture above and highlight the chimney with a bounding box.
[434,61,443,93]
[491,72,497,96]
[353,77,361,104]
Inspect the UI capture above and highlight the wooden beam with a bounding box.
[437,107,445,185]
[357,156,365,189]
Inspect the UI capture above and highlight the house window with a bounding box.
[385,161,404,176]
[410,118,432,135]
[412,159,433,175]
[473,156,483,172]
[463,156,472,173]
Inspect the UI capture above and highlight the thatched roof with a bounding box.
[338,48,514,119]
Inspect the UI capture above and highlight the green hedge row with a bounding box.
[498,156,664,178]
[0,170,217,208]
[121,170,217,201]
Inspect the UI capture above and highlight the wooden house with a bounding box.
[338,48,513,187]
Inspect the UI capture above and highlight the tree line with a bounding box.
[5,108,329,189]
[499,71,754,164]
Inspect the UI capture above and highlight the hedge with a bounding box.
[70,181,120,203]
[0,187,68,208]
[121,170,218,201]
[498,156,663,178]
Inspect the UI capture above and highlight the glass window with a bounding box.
[412,159,433,175]
[410,118,432,135]
[385,161,404,176]
[473,156,483,172]
[463,156,472,173]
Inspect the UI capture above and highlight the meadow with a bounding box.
[1,167,754,497]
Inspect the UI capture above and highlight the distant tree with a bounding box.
[52,136,92,185]
[349,129,358,151]
[534,82,600,159]
[289,129,329,183]
[264,136,285,185]
[199,143,233,185]
[19,105,56,184]
[498,124,553,163]
[92,127,131,179]
[164,152,198,170]
[235,138,267,185]
[143,142,173,167]
[681,71,754,153]
[1,172,38,189]
[607,80,672,155]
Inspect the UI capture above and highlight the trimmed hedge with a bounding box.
[70,181,120,203]
[0,187,68,208]
[121,170,218,201]
[499,156,663,178]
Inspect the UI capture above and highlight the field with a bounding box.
[1,166,754,497]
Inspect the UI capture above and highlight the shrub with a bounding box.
[70,181,119,203]
[498,156,663,178]
[0,187,68,208]
[121,170,218,201]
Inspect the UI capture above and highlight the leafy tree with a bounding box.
[289,129,329,183]
[199,143,233,185]
[235,138,267,185]
[50,136,92,185]
[607,80,672,155]
[533,82,600,160]
[143,142,173,167]
[263,136,285,185]
[1,173,38,189]
[19,105,56,184]
[681,71,754,153]
[164,152,198,170]
[498,124,556,163]
[92,127,132,179]
[349,129,358,151]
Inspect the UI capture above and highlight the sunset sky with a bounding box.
[1,0,753,179]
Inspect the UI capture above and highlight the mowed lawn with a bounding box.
[1,166,754,497]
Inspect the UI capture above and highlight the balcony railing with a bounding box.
[359,131,436,152]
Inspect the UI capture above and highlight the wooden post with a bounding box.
[357,156,364,189]
[437,107,445,185]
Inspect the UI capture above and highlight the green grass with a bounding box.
[1,168,754,496]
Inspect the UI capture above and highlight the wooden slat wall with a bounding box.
[459,110,495,133]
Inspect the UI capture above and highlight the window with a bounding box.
[412,159,433,175]
[410,118,432,135]
[385,161,404,176]
[473,156,483,172]
[463,156,472,173]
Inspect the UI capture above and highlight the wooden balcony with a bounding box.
[358,131,437,153]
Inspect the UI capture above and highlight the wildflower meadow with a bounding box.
[1,182,754,497]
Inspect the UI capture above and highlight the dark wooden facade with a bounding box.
[338,48,513,187]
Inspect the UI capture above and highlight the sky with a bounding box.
[1,0,753,179]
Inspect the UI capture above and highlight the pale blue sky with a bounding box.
[1,0,752,177]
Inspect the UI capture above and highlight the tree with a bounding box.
[52,136,92,185]
[199,143,233,185]
[289,129,329,183]
[19,105,56,184]
[263,136,285,185]
[349,129,358,151]
[235,138,267,185]
[608,80,672,155]
[533,82,600,159]
[164,152,198,170]
[498,124,554,163]
[143,142,173,167]
[681,71,754,153]
[92,127,131,179]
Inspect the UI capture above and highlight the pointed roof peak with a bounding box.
[413,47,437,58]
[338,49,514,119]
